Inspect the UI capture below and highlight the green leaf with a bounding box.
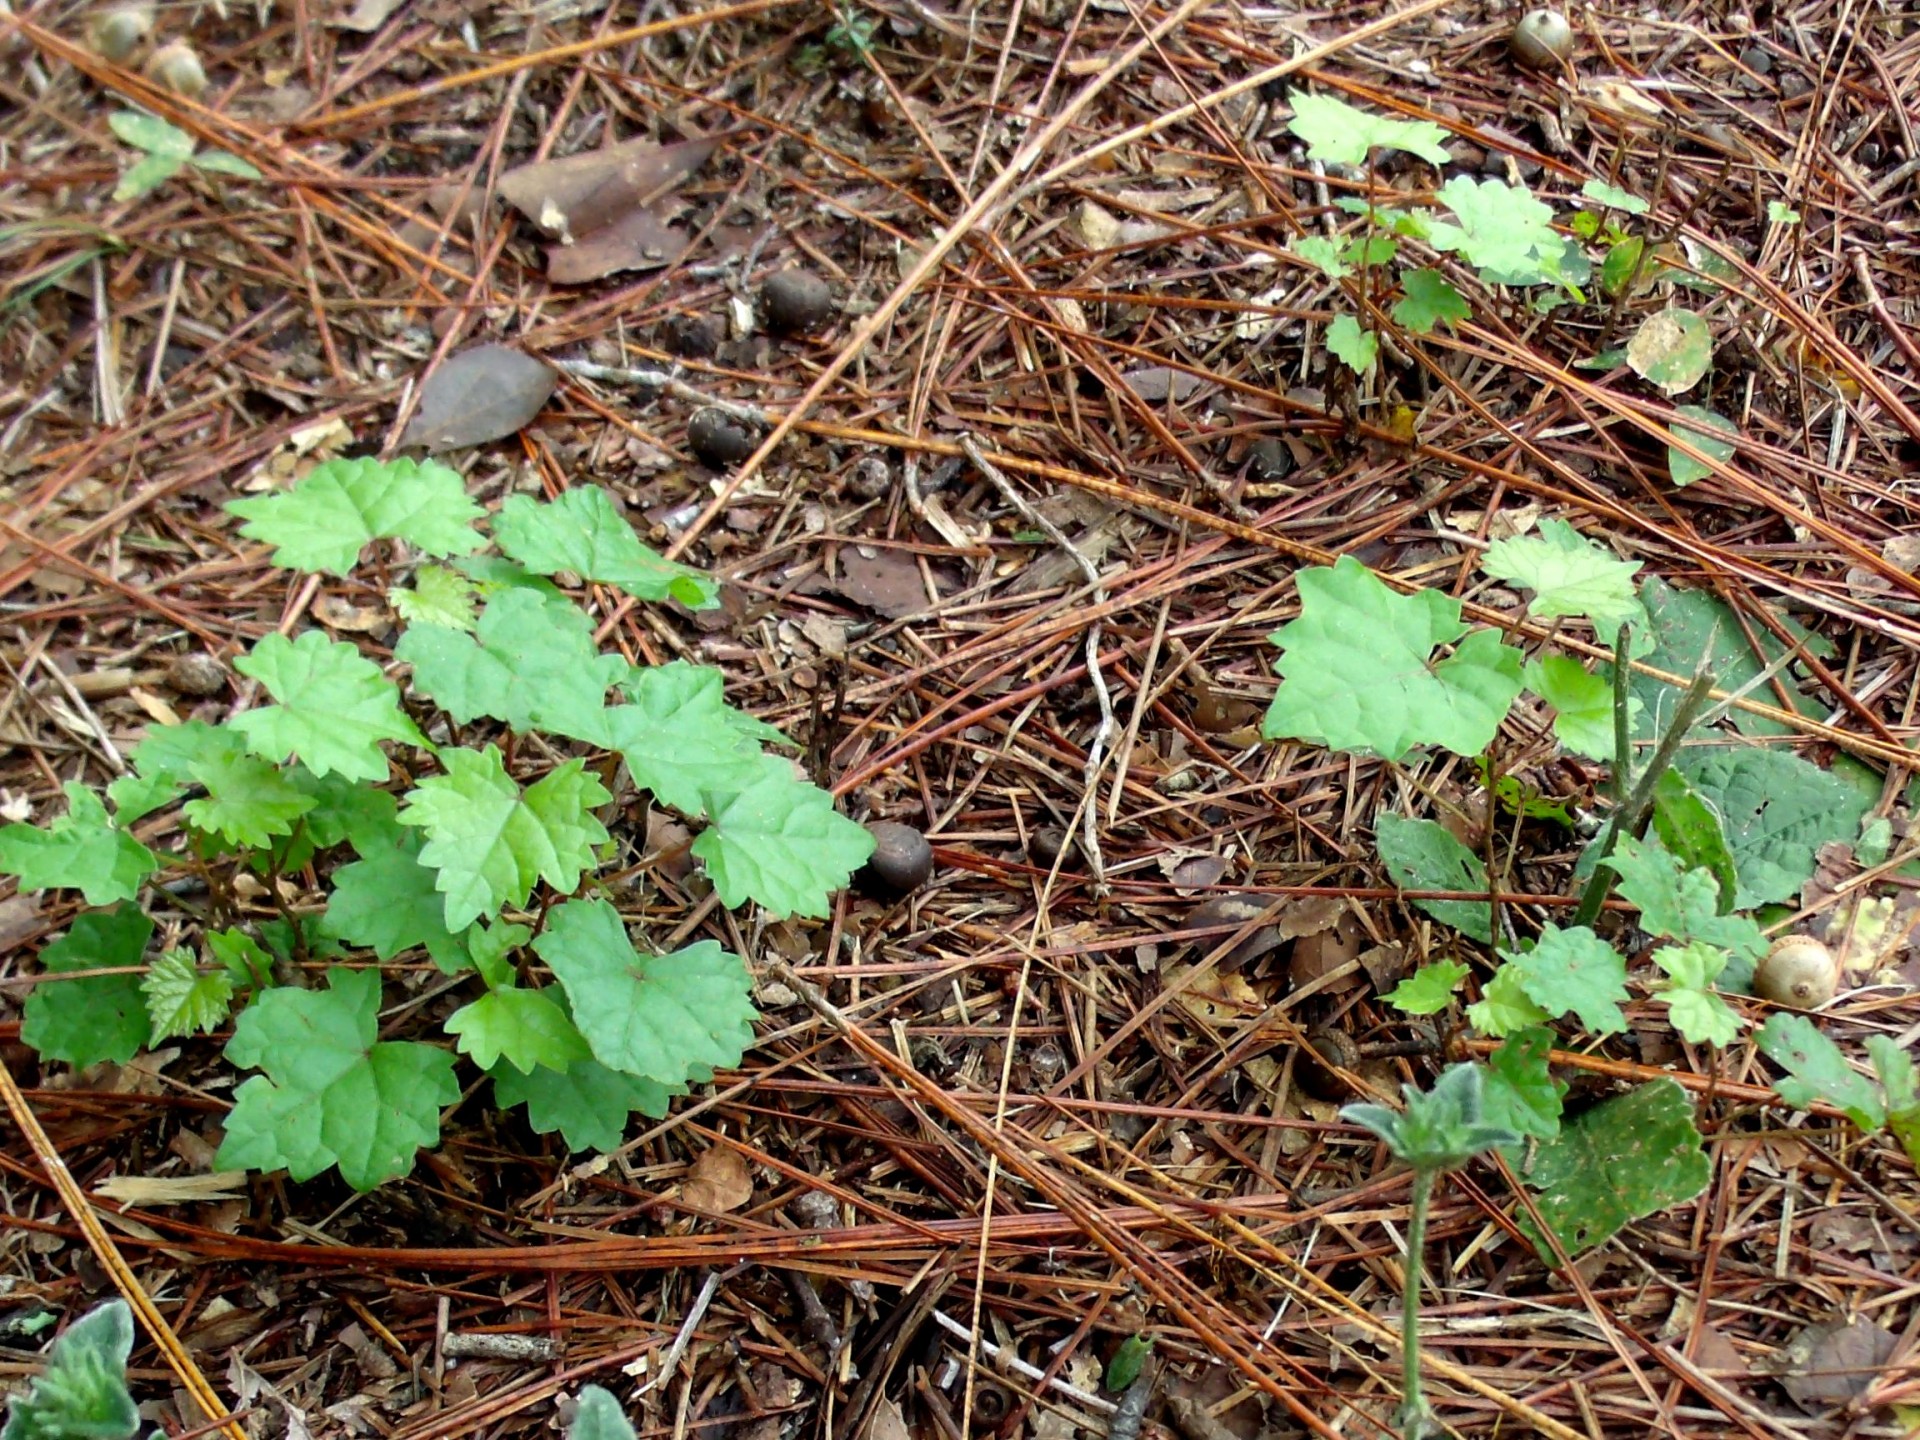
[21,906,153,1069]
[1391,269,1470,333]
[493,1057,682,1153]
[130,720,236,783]
[1527,655,1634,761]
[217,966,459,1190]
[1324,314,1377,374]
[1478,1028,1565,1145]
[398,748,610,931]
[534,898,757,1086]
[468,918,530,990]
[228,456,485,576]
[566,1387,636,1440]
[104,771,183,825]
[1342,235,1397,267]
[1263,557,1525,762]
[109,110,195,158]
[1385,960,1469,1015]
[1482,518,1646,632]
[1666,405,1738,486]
[0,784,156,906]
[1105,1335,1153,1393]
[689,755,876,918]
[230,630,425,782]
[1500,925,1628,1035]
[1466,964,1551,1038]
[1626,307,1713,395]
[207,928,272,989]
[141,947,234,1042]
[1375,813,1492,942]
[113,151,185,201]
[1283,92,1452,167]
[1341,1062,1521,1173]
[1425,177,1564,285]
[1290,236,1349,279]
[1677,748,1871,908]
[288,768,402,854]
[323,832,471,973]
[1767,201,1801,225]
[1755,1014,1884,1130]
[1,1299,139,1440]
[1654,940,1742,1047]
[605,662,780,816]
[1650,767,1737,913]
[445,984,590,1074]
[1515,1079,1710,1258]
[1599,235,1647,297]
[1867,1036,1920,1169]
[390,564,480,631]
[1604,833,1766,988]
[185,149,261,181]
[492,486,719,610]
[1580,179,1648,215]
[397,587,629,744]
[1618,576,1827,740]
[180,749,317,849]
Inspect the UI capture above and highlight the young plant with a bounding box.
[1,457,876,1189]
[1342,1064,1522,1439]
[109,111,259,202]
[2,1300,140,1440]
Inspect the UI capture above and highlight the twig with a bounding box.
[926,1309,1117,1416]
[637,1266,737,1397]
[961,435,1115,891]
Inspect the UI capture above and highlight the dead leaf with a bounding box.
[94,1171,248,1206]
[1121,365,1201,403]
[833,546,931,619]
[864,1398,911,1440]
[681,1146,753,1213]
[1163,961,1262,1026]
[312,593,389,633]
[333,0,403,30]
[1777,1316,1897,1413]
[499,134,726,284]
[1159,850,1231,895]
[400,344,557,452]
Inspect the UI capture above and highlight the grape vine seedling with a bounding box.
[1,457,875,1189]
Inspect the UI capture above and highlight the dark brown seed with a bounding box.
[165,652,226,697]
[860,821,933,895]
[1245,437,1294,484]
[1028,825,1075,869]
[1297,1029,1360,1100]
[762,269,835,332]
[687,407,759,468]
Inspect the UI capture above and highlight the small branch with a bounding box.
[961,435,1116,891]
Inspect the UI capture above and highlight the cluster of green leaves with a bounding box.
[1,1301,140,1440]
[109,112,259,202]
[1284,96,1747,489]
[1269,517,1911,1246]
[1,457,875,1188]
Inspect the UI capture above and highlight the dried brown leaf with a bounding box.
[400,344,557,452]
[498,134,726,282]
[681,1145,753,1213]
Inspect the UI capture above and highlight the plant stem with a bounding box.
[1572,667,1715,927]
[1399,1167,1437,1440]
[1610,623,1632,808]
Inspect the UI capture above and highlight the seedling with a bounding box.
[108,111,259,201]
[1,1300,141,1440]
[1,457,874,1189]
[1342,1065,1522,1438]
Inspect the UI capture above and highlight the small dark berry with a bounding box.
[762,269,835,333]
[860,821,933,895]
[687,407,759,468]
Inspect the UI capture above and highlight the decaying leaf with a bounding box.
[498,134,727,284]
[833,546,931,619]
[680,1145,753,1213]
[400,344,558,452]
[1776,1315,1897,1414]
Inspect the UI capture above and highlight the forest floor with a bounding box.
[4,1,1920,1438]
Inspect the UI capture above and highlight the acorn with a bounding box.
[1296,1028,1361,1100]
[144,39,207,98]
[87,2,153,62]
[762,269,835,333]
[1510,9,1574,69]
[859,821,933,896]
[686,407,758,468]
[1754,935,1839,1009]
[165,651,226,697]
